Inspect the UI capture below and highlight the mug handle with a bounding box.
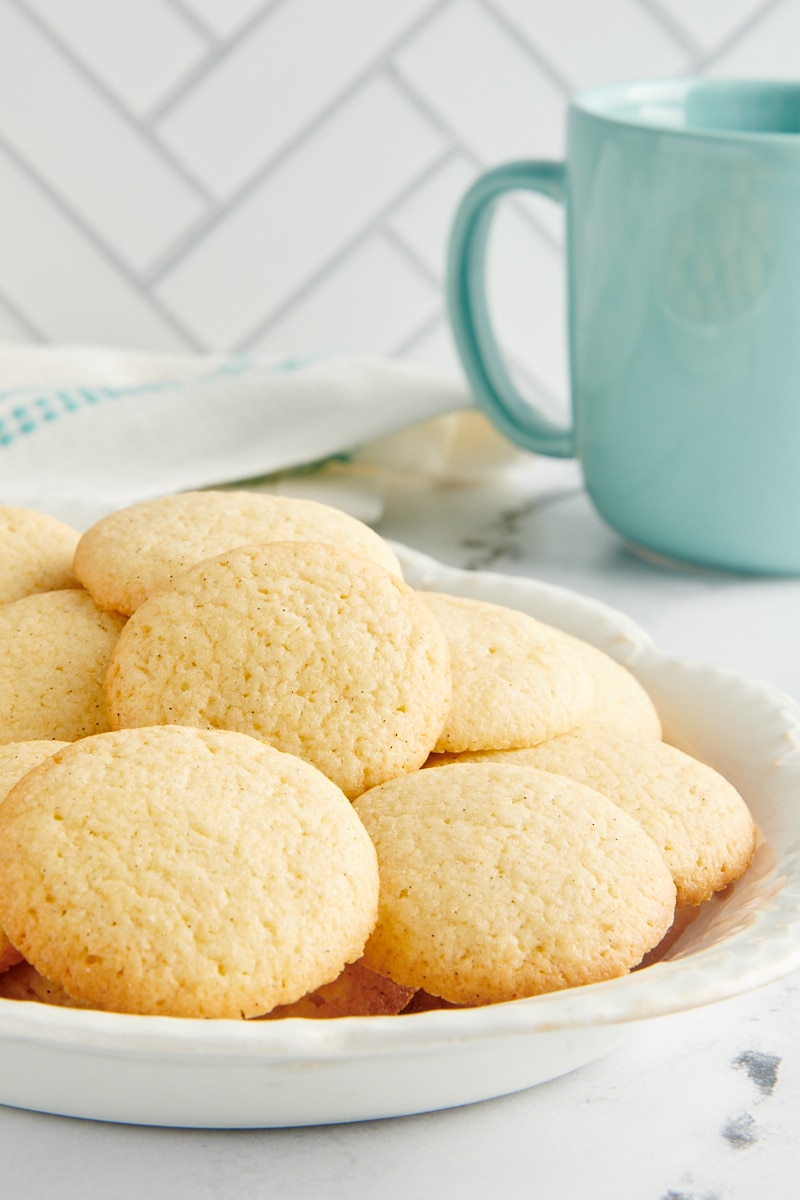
[446,161,574,457]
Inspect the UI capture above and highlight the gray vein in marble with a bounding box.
[721,1112,758,1149]
[732,1049,781,1096]
[457,489,582,571]
[660,1191,721,1200]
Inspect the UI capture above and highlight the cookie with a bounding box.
[0,506,80,606]
[460,732,757,907]
[0,960,86,1006]
[0,590,125,744]
[74,490,403,615]
[353,761,676,1005]
[259,959,415,1020]
[417,592,594,753]
[0,739,73,798]
[105,542,451,799]
[0,726,379,1018]
[0,740,71,972]
[0,939,21,973]
[555,631,662,740]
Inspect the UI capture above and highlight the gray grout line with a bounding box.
[386,64,565,255]
[145,54,460,288]
[144,69,401,286]
[146,0,292,126]
[476,0,572,96]
[637,0,705,58]
[507,192,564,254]
[391,308,448,360]
[13,0,556,299]
[233,149,456,353]
[384,59,480,150]
[234,125,567,363]
[10,0,215,204]
[691,0,787,71]
[397,305,564,417]
[148,0,553,290]
[383,176,565,310]
[0,131,204,351]
[336,0,475,159]
[143,0,457,273]
[159,0,221,45]
[153,0,452,132]
[471,178,565,256]
[3,0,776,366]
[153,52,564,350]
[381,223,444,288]
[142,204,224,287]
[144,53,224,128]
[145,0,456,279]
[0,289,47,343]
[374,0,458,66]
[147,69,380,280]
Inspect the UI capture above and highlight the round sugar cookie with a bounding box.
[0,740,71,972]
[105,542,451,799]
[260,960,415,1020]
[555,631,662,740]
[461,732,757,907]
[0,590,125,745]
[0,937,21,973]
[0,961,87,1006]
[74,490,403,614]
[0,506,80,605]
[353,761,676,1006]
[417,592,594,753]
[0,726,379,1018]
[0,739,73,798]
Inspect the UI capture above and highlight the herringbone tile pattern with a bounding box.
[0,0,789,401]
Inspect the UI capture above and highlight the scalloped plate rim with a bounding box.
[1,543,799,1124]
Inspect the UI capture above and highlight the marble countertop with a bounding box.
[2,457,799,1199]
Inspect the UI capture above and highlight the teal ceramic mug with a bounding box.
[447,78,800,574]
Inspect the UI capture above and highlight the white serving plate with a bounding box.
[1,543,799,1129]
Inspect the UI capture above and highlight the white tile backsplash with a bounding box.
[176,0,269,40]
[658,0,773,50]
[705,0,800,75]
[155,76,446,348]
[388,154,479,279]
[0,0,206,273]
[251,232,440,357]
[157,0,433,199]
[394,316,464,374]
[494,0,690,87]
[0,295,40,343]
[24,0,211,116]
[0,0,788,375]
[394,0,568,163]
[0,144,189,347]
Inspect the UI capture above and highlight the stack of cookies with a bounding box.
[0,494,758,1019]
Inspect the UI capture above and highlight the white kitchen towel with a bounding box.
[0,345,502,529]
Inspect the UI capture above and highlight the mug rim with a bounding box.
[572,76,800,143]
